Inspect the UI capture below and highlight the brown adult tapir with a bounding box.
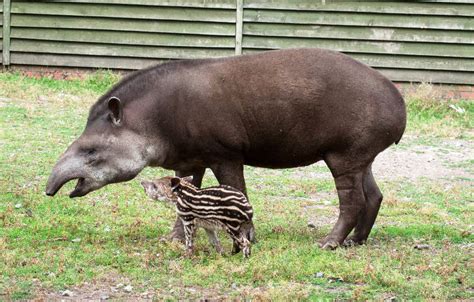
[46,48,406,249]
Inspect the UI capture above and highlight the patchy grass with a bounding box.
[0,70,120,95]
[404,83,473,139]
[1,72,473,300]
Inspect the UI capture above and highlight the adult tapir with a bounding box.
[45,48,406,249]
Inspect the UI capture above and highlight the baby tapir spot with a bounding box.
[141,176,254,258]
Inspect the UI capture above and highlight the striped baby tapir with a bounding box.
[141,176,254,258]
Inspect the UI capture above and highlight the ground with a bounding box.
[0,72,472,300]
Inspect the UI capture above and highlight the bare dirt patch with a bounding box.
[373,135,473,181]
[305,135,473,181]
[33,273,152,301]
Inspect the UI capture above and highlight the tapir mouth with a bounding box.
[69,177,87,198]
[46,176,93,198]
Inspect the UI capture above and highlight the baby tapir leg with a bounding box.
[235,234,251,258]
[227,228,251,258]
[239,235,251,258]
[204,228,223,254]
[183,221,196,256]
[171,168,206,242]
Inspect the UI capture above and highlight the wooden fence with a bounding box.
[1,0,473,84]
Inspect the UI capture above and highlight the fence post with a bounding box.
[235,0,243,55]
[2,0,11,66]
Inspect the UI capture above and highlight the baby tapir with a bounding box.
[141,176,254,258]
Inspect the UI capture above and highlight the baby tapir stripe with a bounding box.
[141,176,254,258]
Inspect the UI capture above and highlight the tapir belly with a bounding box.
[241,121,329,168]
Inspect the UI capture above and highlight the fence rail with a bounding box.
[1,0,473,84]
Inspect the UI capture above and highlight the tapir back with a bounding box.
[157,48,406,169]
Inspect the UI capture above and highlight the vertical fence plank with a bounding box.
[2,0,10,66]
[235,0,243,55]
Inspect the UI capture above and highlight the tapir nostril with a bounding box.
[45,181,59,196]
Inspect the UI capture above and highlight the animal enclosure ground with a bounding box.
[0,72,473,300]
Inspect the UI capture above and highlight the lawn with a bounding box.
[0,71,473,300]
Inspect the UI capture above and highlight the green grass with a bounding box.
[0,70,120,95]
[1,71,473,300]
[404,83,473,139]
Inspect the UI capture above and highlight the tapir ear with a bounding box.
[182,176,193,184]
[107,96,123,126]
[170,177,181,192]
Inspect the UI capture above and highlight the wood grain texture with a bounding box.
[11,2,236,23]
[10,52,164,69]
[244,9,474,30]
[242,36,474,58]
[243,23,474,44]
[10,40,234,59]
[2,0,473,84]
[44,0,236,9]
[11,28,235,48]
[243,1,474,17]
[2,0,10,65]
[11,15,235,36]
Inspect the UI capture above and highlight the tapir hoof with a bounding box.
[342,237,366,247]
[318,238,340,250]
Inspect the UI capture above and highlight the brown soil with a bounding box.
[373,135,472,181]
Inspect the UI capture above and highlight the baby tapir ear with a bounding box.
[181,176,193,184]
[108,96,123,126]
[141,180,156,193]
[170,177,181,192]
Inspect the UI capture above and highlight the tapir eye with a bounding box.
[82,148,97,156]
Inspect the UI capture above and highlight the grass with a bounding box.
[404,83,473,139]
[1,71,473,300]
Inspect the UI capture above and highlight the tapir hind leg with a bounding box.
[344,163,383,246]
[170,168,206,242]
[320,154,370,249]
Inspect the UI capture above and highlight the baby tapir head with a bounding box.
[141,176,193,203]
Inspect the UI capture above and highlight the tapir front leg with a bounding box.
[210,161,256,243]
[210,161,247,195]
